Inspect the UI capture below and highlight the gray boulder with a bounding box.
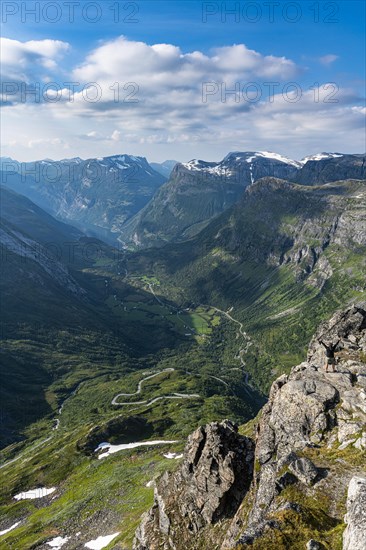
[343,477,366,550]
[288,457,319,486]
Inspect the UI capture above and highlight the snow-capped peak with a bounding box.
[222,151,302,168]
[182,159,215,171]
[254,151,302,168]
[300,152,344,164]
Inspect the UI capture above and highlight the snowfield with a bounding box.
[84,533,120,549]
[300,152,343,163]
[13,487,56,500]
[95,440,178,459]
[163,452,184,459]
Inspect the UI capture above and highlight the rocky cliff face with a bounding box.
[134,304,366,549]
[212,177,366,291]
[134,421,254,550]
[295,154,366,186]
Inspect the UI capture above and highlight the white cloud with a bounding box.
[0,37,70,81]
[111,130,121,141]
[319,54,339,66]
[1,36,364,161]
[72,36,298,91]
[28,137,69,149]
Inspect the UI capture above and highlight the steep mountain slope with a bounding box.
[1,185,91,323]
[296,153,366,185]
[134,304,366,550]
[0,155,166,244]
[120,153,365,248]
[120,151,300,247]
[0,186,130,444]
[0,186,264,449]
[0,177,365,549]
[126,177,366,389]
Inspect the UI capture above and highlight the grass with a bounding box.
[2,179,365,547]
[0,431,183,549]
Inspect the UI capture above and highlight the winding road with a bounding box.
[111,366,233,409]
[210,306,252,386]
[0,436,53,471]
[111,368,201,408]
[145,283,252,388]
[112,369,174,405]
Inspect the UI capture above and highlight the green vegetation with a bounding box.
[0,429,182,548]
[1,179,365,546]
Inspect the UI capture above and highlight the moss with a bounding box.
[239,410,262,438]
[237,489,342,550]
[302,442,366,469]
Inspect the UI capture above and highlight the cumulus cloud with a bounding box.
[71,36,298,94]
[0,37,70,81]
[111,130,122,141]
[1,36,364,160]
[43,36,301,130]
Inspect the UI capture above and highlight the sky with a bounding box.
[1,0,365,162]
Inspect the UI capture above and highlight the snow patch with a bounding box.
[84,533,120,549]
[95,440,178,460]
[46,536,69,549]
[14,487,56,500]
[255,151,302,167]
[0,522,21,536]
[183,159,203,171]
[163,452,184,460]
[300,152,343,163]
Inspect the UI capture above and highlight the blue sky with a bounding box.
[1,0,365,161]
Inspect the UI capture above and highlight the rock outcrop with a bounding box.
[134,304,366,549]
[133,421,254,549]
[343,476,366,550]
[230,303,366,547]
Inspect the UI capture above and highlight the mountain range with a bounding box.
[120,152,366,248]
[2,152,365,250]
[0,155,167,245]
[0,149,365,549]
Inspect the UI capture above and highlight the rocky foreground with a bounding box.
[134,304,366,549]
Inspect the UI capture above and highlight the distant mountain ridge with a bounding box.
[120,151,366,248]
[150,160,179,178]
[0,154,166,244]
[2,152,364,250]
